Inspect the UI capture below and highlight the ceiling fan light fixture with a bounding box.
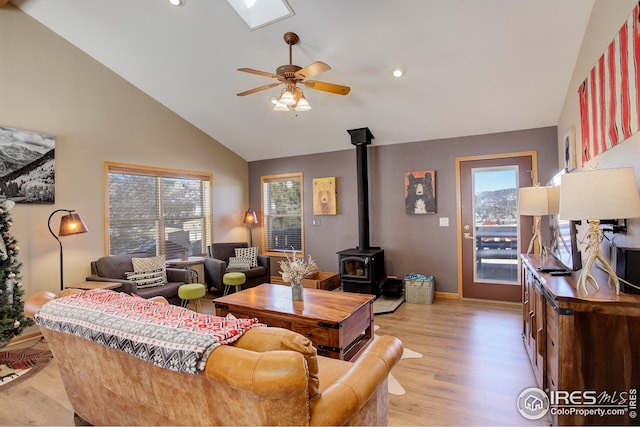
[168,0,185,6]
[273,102,289,112]
[279,88,296,106]
[294,94,311,112]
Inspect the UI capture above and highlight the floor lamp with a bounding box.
[559,168,640,295]
[48,209,89,291]
[243,209,258,247]
[518,185,559,256]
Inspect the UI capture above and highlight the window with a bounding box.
[261,172,304,255]
[106,162,212,258]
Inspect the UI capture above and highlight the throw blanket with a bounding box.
[34,289,264,374]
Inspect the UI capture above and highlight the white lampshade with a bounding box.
[518,186,559,216]
[559,167,640,221]
[278,88,296,106]
[272,101,288,111]
[294,95,311,112]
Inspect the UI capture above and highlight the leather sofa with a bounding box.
[86,253,190,305]
[25,290,403,426]
[204,242,271,293]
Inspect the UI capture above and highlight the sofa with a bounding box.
[25,289,403,426]
[203,242,271,293]
[86,253,190,305]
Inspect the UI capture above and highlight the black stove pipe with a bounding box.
[347,127,374,251]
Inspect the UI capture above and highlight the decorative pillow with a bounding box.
[227,256,252,271]
[234,247,258,268]
[125,269,165,288]
[132,255,167,283]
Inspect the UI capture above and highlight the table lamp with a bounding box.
[518,185,559,255]
[48,209,89,290]
[243,208,258,247]
[559,168,640,295]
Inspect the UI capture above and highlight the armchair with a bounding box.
[86,253,190,305]
[203,242,270,293]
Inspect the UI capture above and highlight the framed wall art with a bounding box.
[563,127,577,171]
[405,170,436,214]
[312,176,337,215]
[577,3,640,165]
[0,125,55,204]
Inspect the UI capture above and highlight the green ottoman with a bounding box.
[223,272,246,295]
[178,283,206,312]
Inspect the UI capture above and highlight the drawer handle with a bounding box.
[306,332,312,338]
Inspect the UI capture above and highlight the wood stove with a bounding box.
[337,127,385,295]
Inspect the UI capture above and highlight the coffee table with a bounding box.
[214,283,374,361]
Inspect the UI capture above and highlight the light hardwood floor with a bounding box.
[0,295,550,426]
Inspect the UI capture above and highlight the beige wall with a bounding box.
[0,6,249,296]
[557,0,640,250]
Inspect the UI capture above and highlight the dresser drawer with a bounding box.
[291,323,330,346]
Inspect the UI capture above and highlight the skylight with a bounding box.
[226,0,294,31]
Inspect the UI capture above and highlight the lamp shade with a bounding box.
[58,212,89,236]
[518,186,559,216]
[559,167,640,221]
[243,209,258,224]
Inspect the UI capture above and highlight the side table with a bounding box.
[165,256,207,283]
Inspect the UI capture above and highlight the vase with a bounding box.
[291,280,304,301]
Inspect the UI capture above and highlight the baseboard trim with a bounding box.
[435,291,459,300]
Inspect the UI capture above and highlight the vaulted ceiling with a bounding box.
[11,0,595,161]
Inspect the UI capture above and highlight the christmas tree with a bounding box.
[0,199,33,348]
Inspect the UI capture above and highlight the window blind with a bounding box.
[106,163,212,258]
[262,173,303,254]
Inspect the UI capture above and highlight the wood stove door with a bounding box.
[458,154,535,302]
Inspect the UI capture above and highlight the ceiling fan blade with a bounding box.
[303,80,350,96]
[295,61,331,79]
[238,68,280,79]
[236,82,282,96]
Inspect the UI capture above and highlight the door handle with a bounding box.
[463,232,475,240]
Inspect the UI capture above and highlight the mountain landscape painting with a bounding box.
[0,125,55,204]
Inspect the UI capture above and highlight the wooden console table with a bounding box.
[214,283,374,361]
[521,254,640,426]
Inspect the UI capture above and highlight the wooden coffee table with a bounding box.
[214,283,374,361]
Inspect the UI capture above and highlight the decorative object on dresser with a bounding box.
[521,254,640,425]
[517,184,559,255]
[203,242,270,294]
[47,209,89,290]
[242,209,258,246]
[214,283,374,361]
[559,167,640,295]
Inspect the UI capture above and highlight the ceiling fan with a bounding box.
[237,32,350,112]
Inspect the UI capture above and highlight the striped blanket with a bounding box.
[34,288,263,374]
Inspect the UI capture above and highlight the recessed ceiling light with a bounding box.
[226,0,294,31]
[392,66,407,78]
[169,0,185,6]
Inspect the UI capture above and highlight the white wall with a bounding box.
[0,6,250,297]
[557,0,640,251]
